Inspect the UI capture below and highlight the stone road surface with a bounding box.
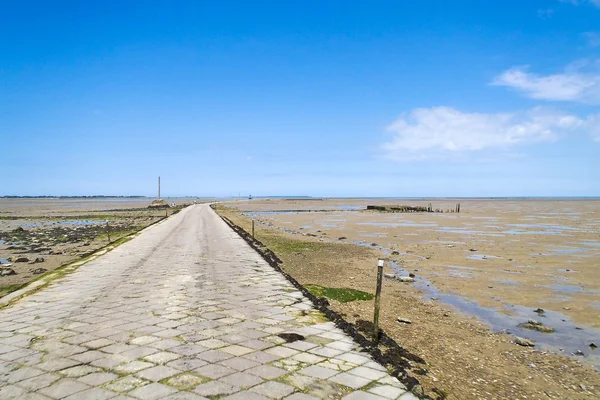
[0,204,417,400]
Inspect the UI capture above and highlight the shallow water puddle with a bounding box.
[22,219,107,228]
[389,261,600,369]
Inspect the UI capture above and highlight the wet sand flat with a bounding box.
[233,199,600,359]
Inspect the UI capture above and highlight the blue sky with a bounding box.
[1,0,599,197]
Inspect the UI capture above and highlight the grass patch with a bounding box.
[304,284,374,303]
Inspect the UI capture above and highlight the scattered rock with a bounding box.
[277,333,305,343]
[33,257,45,263]
[397,317,412,324]
[563,307,571,310]
[519,322,555,333]
[338,237,347,240]
[534,308,545,315]
[590,342,597,350]
[14,257,29,263]
[412,385,424,397]
[574,350,584,356]
[83,242,90,246]
[514,336,535,347]
[31,268,47,275]
[371,243,378,247]
[397,277,415,283]
[391,251,400,255]
[408,273,415,278]
[0,267,16,277]
[469,248,477,252]
[384,273,396,279]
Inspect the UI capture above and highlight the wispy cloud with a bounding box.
[537,8,554,18]
[560,0,600,7]
[492,60,600,103]
[382,107,596,161]
[583,32,600,47]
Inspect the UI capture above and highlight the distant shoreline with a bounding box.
[2,196,599,200]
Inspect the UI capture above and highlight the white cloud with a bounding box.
[492,61,600,103]
[382,107,593,161]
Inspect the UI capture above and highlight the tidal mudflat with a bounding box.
[219,198,600,399]
[0,197,196,297]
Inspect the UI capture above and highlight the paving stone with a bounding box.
[39,379,90,399]
[347,366,389,380]
[166,357,208,370]
[194,363,236,379]
[162,392,209,400]
[291,352,325,365]
[103,376,148,393]
[368,385,406,399]
[70,350,106,363]
[130,336,160,346]
[144,351,181,364]
[59,365,101,378]
[299,365,339,379]
[136,365,180,381]
[4,366,45,383]
[219,371,264,389]
[129,382,178,399]
[246,364,287,379]
[169,344,206,356]
[114,360,154,374]
[36,358,81,372]
[221,392,269,400]
[0,384,29,398]
[218,356,261,371]
[193,380,240,397]
[284,394,319,400]
[14,373,61,391]
[328,372,373,389]
[250,381,295,398]
[77,372,119,386]
[63,387,118,400]
[195,338,228,349]
[342,392,386,399]
[243,350,280,364]
[221,345,254,356]
[165,373,206,389]
[264,346,299,358]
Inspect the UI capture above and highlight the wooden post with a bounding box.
[252,220,255,239]
[373,259,384,342]
[106,221,111,243]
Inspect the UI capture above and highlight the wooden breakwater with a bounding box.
[367,203,461,213]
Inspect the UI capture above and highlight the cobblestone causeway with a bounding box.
[0,204,417,400]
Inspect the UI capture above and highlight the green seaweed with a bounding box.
[304,284,374,303]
